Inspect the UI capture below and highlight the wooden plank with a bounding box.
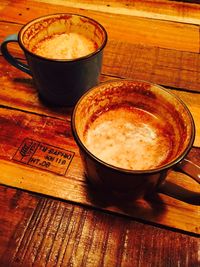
[1,45,200,146]
[0,1,199,52]
[0,0,9,12]
[103,41,200,93]
[0,186,39,257]
[0,1,200,266]
[1,22,200,94]
[35,0,200,24]
[1,185,199,266]
[0,107,199,235]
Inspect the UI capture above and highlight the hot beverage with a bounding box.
[83,104,173,170]
[72,79,198,200]
[32,32,97,59]
[1,13,107,106]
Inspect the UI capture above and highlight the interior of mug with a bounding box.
[20,13,106,58]
[73,80,195,171]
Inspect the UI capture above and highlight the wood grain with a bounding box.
[1,51,200,145]
[103,40,200,93]
[0,0,199,52]
[0,185,199,267]
[0,107,199,235]
[1,17,200,92]
[1,35,200,93]
[36,0,200,24]
[0,186,39,258]
[0,1,200,266]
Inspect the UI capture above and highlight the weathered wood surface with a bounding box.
[0,106,199,235]
[0,0,200,52]
[0,185,199,267]
[37,0,200,24]
[0,0,200,266]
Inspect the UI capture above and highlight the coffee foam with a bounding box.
[32,32,96,59]
[83,106,173,170]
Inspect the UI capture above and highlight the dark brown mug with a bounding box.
[0,13,107,106]
[71,79,200,204]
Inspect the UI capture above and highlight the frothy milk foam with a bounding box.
[84,106,172,170]
[32,32,96,59]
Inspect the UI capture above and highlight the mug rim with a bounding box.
[71,79,196,174]
[18,13,108,62]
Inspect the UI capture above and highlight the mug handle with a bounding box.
[176,158,200,184]
[1,33,32,75]
[158,157,200,205]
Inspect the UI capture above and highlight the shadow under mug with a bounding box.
[0,13,107,106]
[72,79,200,205]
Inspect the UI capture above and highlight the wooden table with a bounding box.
[0,1,200,266]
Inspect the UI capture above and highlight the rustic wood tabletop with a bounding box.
[0,0,200,266]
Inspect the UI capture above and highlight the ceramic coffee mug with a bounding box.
[72,79,200,204]
[0,13,107,106]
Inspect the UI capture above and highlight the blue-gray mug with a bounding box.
[1,13,107,106]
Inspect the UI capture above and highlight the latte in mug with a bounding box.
[72,79,197,197]
[73,80,192,172]
[32,32,97,60]
[83,104,173,170]
[1,13,107,106]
